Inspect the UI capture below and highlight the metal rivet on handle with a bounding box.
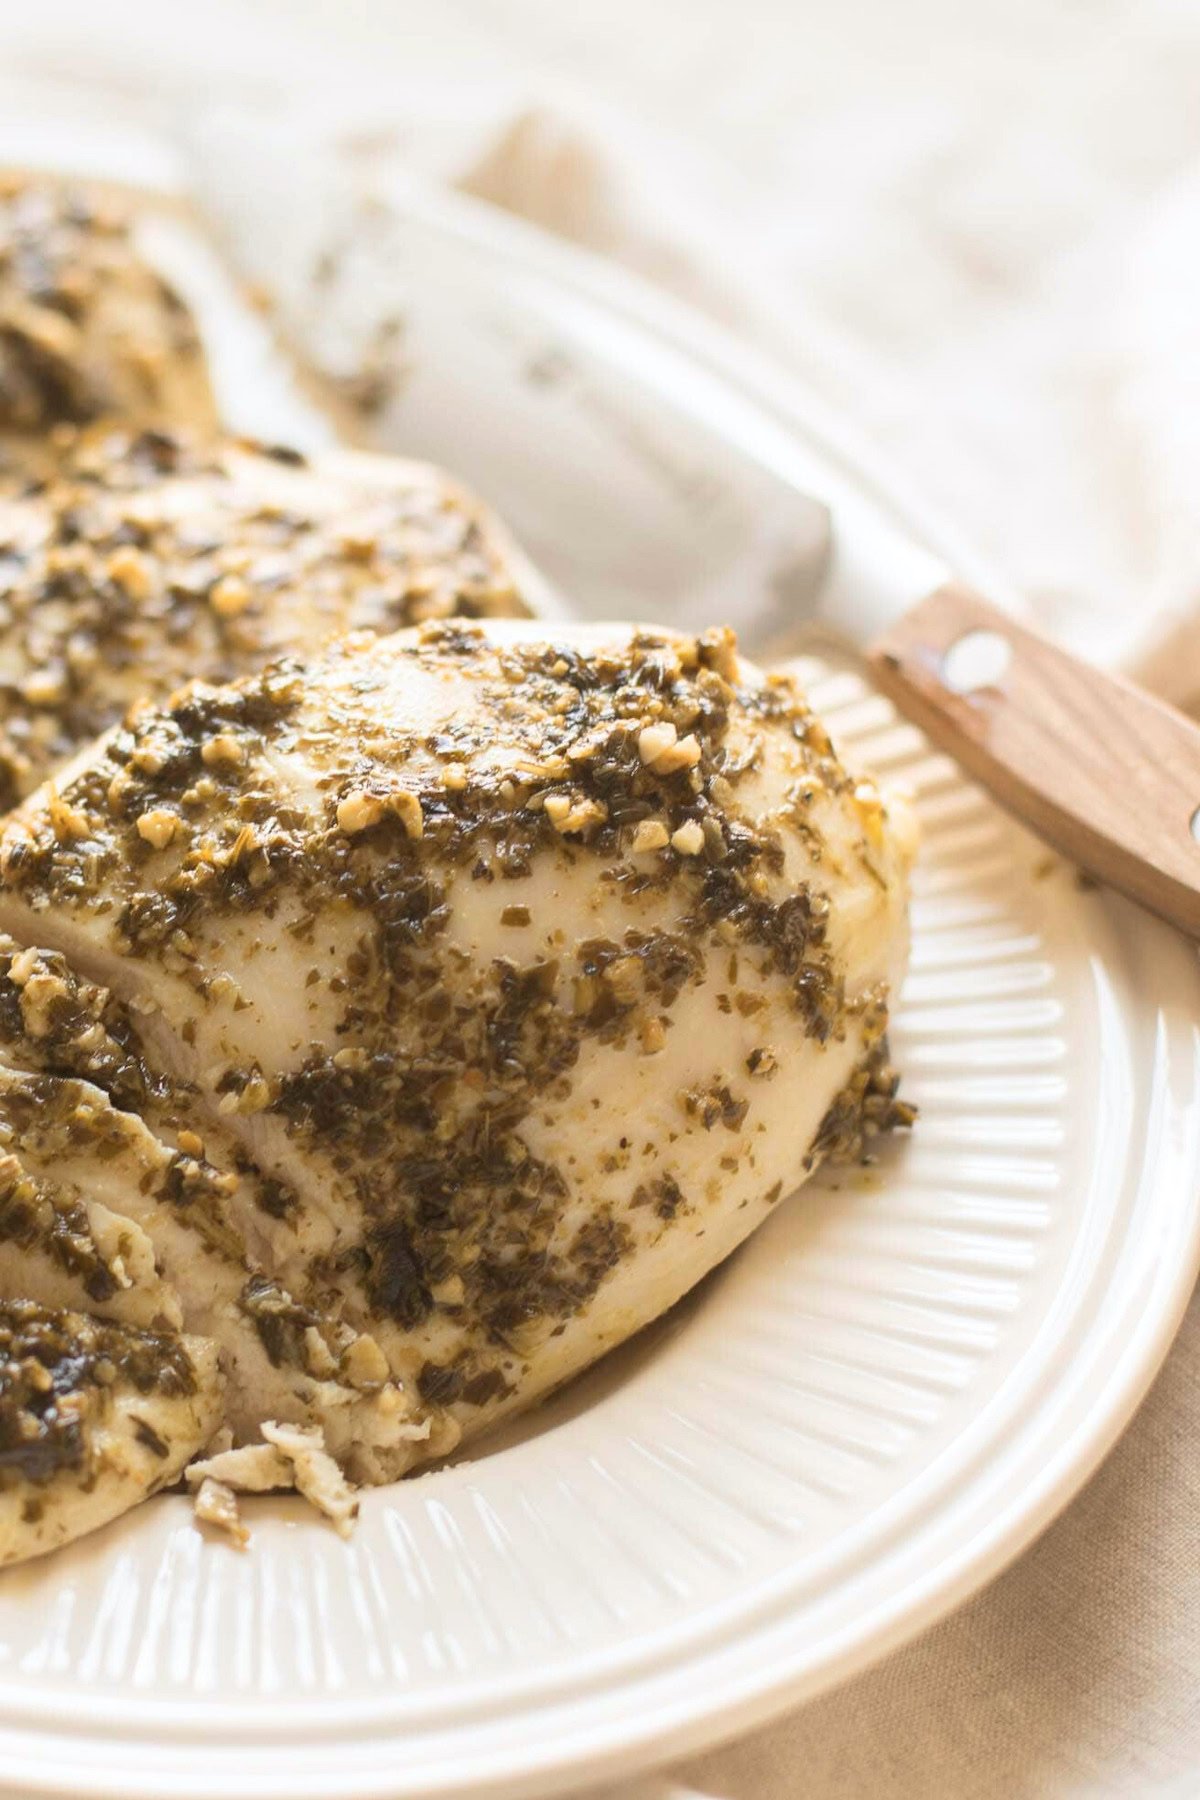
[941,629,1013,695]
[935,626,1014,694]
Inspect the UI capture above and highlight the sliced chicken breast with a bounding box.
[0,619,914,1483]
[0,1298,222,1565]
[0,939,456,1469]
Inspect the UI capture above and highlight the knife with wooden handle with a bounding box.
[869,585,1200,939]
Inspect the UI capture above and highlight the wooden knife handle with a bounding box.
[868,584,1200,939]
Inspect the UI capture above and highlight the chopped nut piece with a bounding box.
[303,1326,338,1379]
[106,547,154,600]
[631,819,670,854]
[638,721,676,765]
[201,733,245,769]
[638,721,701,773]
[21,668,66,708]
[341,1334,390,1387]
[236,1074,271,1114]
[338,532,377,562]
[853,778,886,848]
[337,790,387,835]
[48,791,89,843]
[698,625,739,681]
[16,966,66,1038]
[7,946,39,987]
[209,574,252,618]
[390,788,424,840]
[670,733,702,770]
[136,808,179,850]
[670,820,704,855]
[544,793,607,835]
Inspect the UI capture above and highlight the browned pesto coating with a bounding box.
[0,620,914,1462]
[0,175,216,436]
[0,424,533,808]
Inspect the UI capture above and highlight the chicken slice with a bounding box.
[0,939,452,1469]
[0,1298,222,1566]
[0,174,216,437]
[0,423,533,807]
[0,620,914,1482]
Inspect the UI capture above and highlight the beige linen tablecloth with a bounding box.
[3,2,1200,1792]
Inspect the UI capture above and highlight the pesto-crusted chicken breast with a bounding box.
[0,424,533,808]
[0,620,914,1500]
[0,175,216,437]
[0,1299,222,1566]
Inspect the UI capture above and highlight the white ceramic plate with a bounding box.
[0,140,1198,1800]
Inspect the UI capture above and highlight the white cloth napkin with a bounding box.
[4,4,1200,1792]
